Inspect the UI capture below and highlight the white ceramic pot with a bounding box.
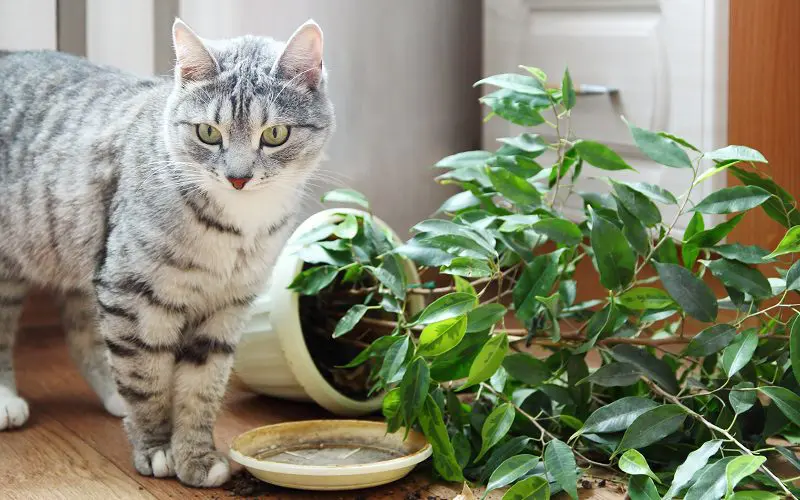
[233,208,424,416]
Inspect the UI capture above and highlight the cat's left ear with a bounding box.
[272,20,324,89]
[172,18,219,83]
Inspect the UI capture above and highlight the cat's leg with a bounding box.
[0,279,29,431]
[171,304,248,487]
[96,286,183,479]
[59,291,126,417]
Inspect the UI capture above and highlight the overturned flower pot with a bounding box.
[233,207,424,416]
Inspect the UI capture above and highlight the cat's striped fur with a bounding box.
[0,19,333,487]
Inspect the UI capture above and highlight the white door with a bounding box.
[483,0,729,235]
[0,0,57,50]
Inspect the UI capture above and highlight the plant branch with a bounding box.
[480,383,613,470]
[645,380,795,498]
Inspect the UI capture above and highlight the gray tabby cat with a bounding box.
[0,18,333,487]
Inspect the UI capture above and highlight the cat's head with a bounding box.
[164,19,334,194]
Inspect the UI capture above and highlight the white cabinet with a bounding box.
[483,0,730,235]
[0,0,57,50]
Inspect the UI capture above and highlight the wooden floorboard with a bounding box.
[2,325,625,499]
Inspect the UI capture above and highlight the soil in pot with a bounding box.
[298,267,398,401]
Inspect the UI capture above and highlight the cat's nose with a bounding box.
[227,177,251,190]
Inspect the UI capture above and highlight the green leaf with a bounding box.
[575,140,634,171]
[487,167,542,205]
[513,251,560,323]
[705,145,767,163]
[686,213,745,248]
[481,90,548,126]
[372,257,407,300]
[617,405,687,453]
[442,257,493,278]
[562,68,576,110]
[288,265,339,295]
[766,225,800,258]
[726,455,767,497]
[628,476,660,500]
[530,218,583,245]
[452,433,471,470]
[684,457,735,500]
[436,150,493,169]
[339,336,400,369]
[478,436,535,483]
[503,353,550,386]
[485,454,540,498]
[619,449,661,483]
[413,292,478,326]
[684,324,737,356]
[394,243,454,267]
[430,331,489,382]
[791,315,800,385]
[502,476,549,500]
[691,186,772,214]
[476,403,516,461]
[576,397,658,436]
[663,440,723,500]
[379,336,411,384]
[521,65,547,82]
[332,304,369,338]
[413,219,495,254]
[758,386,800,426]
[439,191,481,213]
[454,276,476,296]
[613,181,662,226]
[418,395,464,482]
[705,259,772,297]
[712,244,775,264]
[461,333,508,390]
[581,362,641,387]
[654,262,718,322]
[618,287,674,310]
[627,122,693,168]
[722,329,759,378]
[498,133,547,155]
[320,188,370,209]
[619,181,679,205]
[617,202,651,256]
[729,492,780,500]
[611,345,679,394]
[399,358,430,428]
[466,303,507,333]
[475,73,547,95]
[730,167,800,229]
[786,261,800,291]
[729,382,757,415]
[333,214,358,239]
[776,446,800,472]
[545,439,579,500]
[591,209,636,290]
[382,388,402,433]
[418,316,468,357]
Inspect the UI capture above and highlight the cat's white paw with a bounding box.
[103,392,128,418]
[176,450,231,487]
[0,395,29,430]
[133,446,176,478]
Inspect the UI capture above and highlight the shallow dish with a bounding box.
[229,419,433,491]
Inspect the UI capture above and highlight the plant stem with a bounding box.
[645,380,796,499]
[480,383,613,470]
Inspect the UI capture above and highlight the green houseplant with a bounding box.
[287,66,800,499]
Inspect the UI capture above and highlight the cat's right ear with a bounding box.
[172,18,218,83]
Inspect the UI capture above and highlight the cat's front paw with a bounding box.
[175,450,231,488]
[0,395,29,430]
[133,446,175,478]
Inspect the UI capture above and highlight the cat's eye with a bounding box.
[196,124,222,145]
[261,125,290,147]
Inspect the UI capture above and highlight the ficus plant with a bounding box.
[288,66,800,499]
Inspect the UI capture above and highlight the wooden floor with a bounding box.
[1,324,493,499]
